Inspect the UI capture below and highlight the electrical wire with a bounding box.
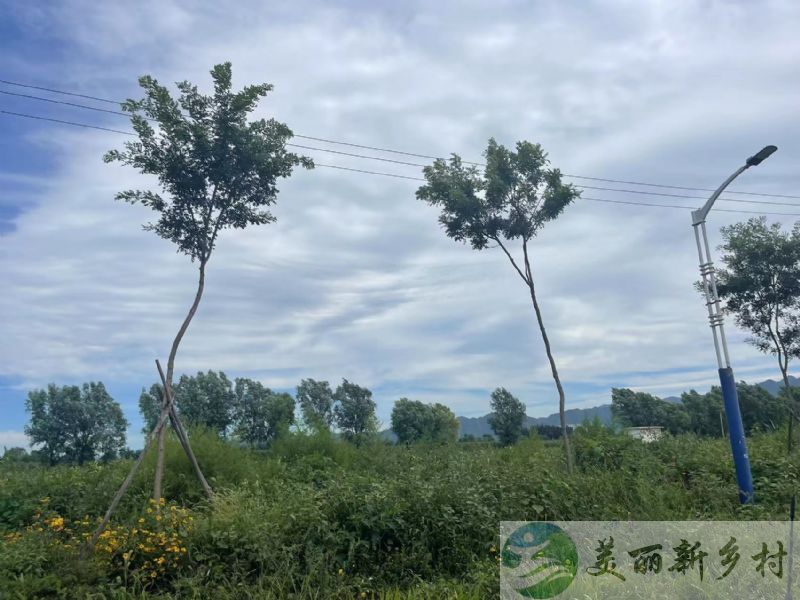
[2,77,797,201]
[4,108,800,217]
[0,109,135,136]
[312,164,800,216]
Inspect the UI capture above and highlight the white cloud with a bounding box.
[0,431,29,450]
[2,0,800,426]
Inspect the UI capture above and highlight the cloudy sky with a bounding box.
[2,0,800,449]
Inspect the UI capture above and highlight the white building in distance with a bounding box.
[625,426,664,443]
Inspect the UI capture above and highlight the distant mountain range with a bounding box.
[385,376,800,441]
[457,405,614,439]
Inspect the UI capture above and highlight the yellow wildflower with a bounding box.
[338,568,344,577]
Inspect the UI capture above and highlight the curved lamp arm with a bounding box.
[690,145,777,225]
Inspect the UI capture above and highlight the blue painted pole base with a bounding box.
[719,367,755,504]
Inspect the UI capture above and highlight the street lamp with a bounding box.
[691,145,777,505]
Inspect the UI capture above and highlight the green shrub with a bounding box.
[2,428,799,597]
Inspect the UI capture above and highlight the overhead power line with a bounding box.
[3,96,798,209]
[0,109,134,136]
[0,89,138,120]
[3,108,800,218]
[314,163,426,182]
[0,78,119,105]
[1,77,797,201]
[312,163,800,216]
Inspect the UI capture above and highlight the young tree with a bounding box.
[416,139,580,470]
[105,62,311,498]
[488,387,527,446]
[333,379,378,445]
[296,378,334,431]
[25,383,127,465]
[715,217,800,447]
[233,378,295,446]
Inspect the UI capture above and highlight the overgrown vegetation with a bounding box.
[2,426,799,598]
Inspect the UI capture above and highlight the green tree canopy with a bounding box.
[715,217,800,441]
[429,402,460,443]
[333,379,378,445]
[391,398,459,444]
[138,383,164,434]
[233,378,295,446]
[611,388,690,435]
[296,378,334,431]
[613,383,787,437]
[488,387,527,446]
[25,382,127,465]
[174,371,236,436]
[139,371,235,436]
[706,382,787,435]
[105,62,312,267]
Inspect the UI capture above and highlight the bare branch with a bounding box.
[491,235,529,285]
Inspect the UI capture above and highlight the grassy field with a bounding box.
[1,424,798,598]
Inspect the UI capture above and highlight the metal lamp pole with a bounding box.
[691,144,777,505]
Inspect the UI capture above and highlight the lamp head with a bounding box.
[746,145,777,167]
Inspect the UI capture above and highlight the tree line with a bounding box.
[611,383,792,437]
[15,373,555,464]
[14,373,797,466]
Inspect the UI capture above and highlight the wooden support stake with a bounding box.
[85,357,214,556]
[156,359,213,499]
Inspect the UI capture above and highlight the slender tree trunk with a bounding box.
[781,365,795,453]
[522,242,574,473]
[153,414,166,502]
[153,261,207,502]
